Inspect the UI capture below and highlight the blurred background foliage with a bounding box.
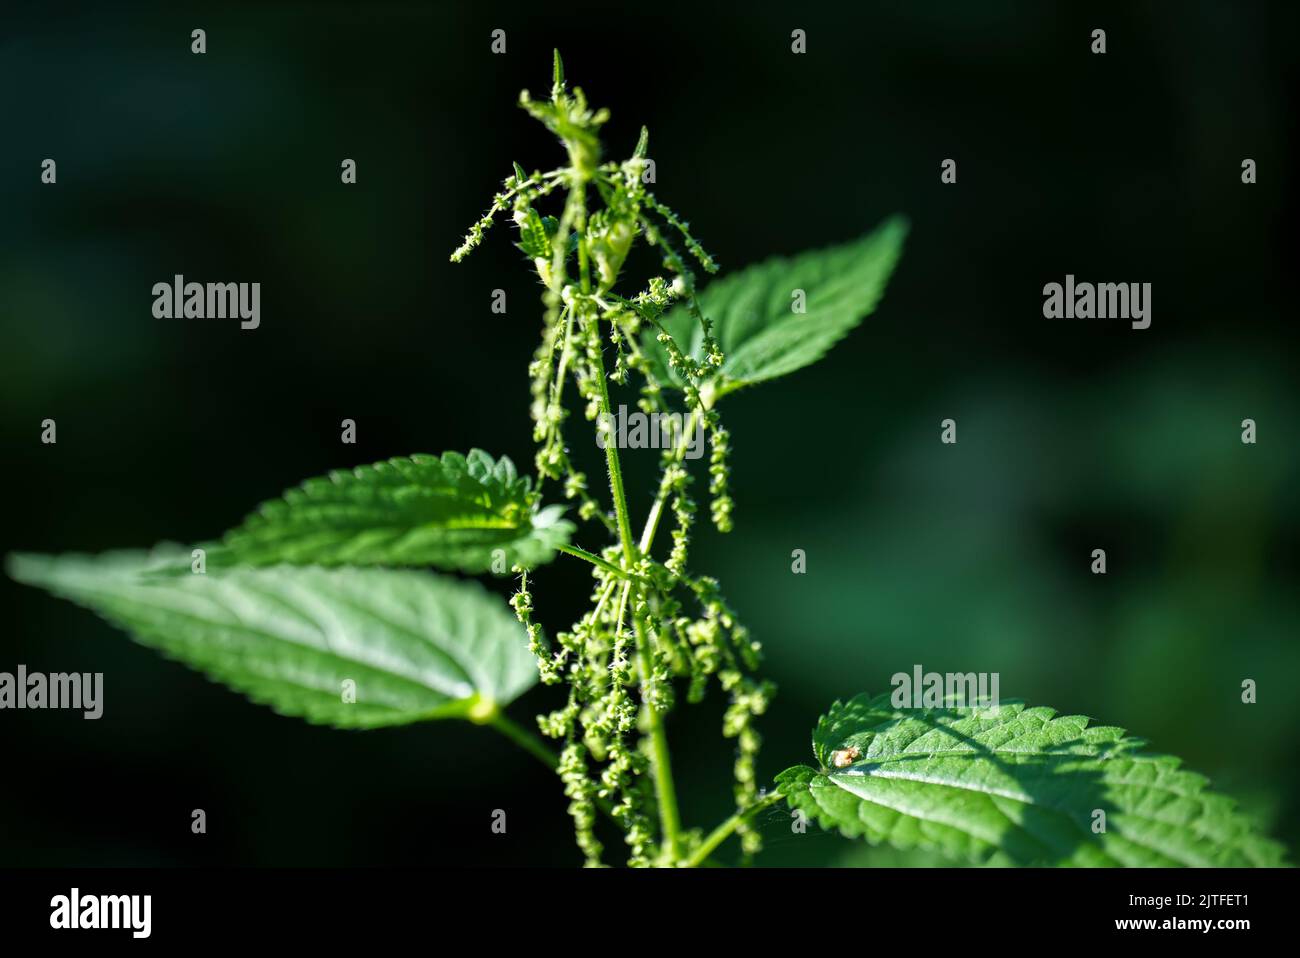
[1,1,1295,866]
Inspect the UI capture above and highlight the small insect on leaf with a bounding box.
[829,745,861,768]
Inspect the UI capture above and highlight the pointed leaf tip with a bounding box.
[552,50,565,97]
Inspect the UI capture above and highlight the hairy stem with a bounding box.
[635,609,683,863]
[556,542,644,583]
[682,791,782,867]
[587,291,684,863]
[592,342,638,563]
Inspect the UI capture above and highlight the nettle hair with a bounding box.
[452,52,770,866]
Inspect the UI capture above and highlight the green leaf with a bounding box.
[7,547,537,729]
[516,207,552,259]
[776,693,1286,867]
[644,216,907,399]
[217,450,572,574]
[552,48,565,98]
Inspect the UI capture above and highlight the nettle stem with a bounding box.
[576,175,685,858]
[635,610,683,861]
[482,707,560,772]
[683,791,781,868]
[591,311,639,565]
[589,310,684,863]
[554,542,642,583]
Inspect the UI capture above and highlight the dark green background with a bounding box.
[2,1,1296,866]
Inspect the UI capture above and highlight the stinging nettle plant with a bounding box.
[9,53,1285,868]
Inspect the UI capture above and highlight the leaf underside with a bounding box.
[217,449,572,574]
[776,693,1286,867]
[7,547,537,729]
[645,216,908,397]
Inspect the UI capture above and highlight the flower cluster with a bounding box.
[454,52,771,867]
